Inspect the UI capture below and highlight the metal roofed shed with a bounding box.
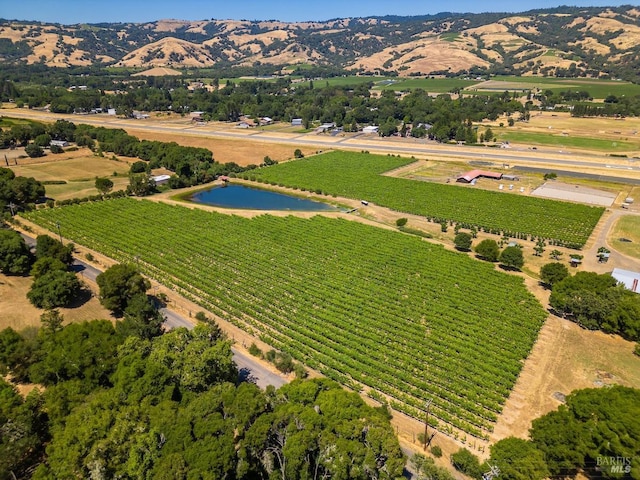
[456,170,503,183]
[611,268,640,293]
[152,174,171,185]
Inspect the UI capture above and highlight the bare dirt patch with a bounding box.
[531,181,617,206]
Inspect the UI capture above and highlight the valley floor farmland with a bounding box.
[248,151,605,247]
[23,198,548,438]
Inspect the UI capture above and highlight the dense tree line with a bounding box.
[549,271,640,341]
[571,95,640,118]
[2,77,527,142]
[0,317,405,479]
[0,119,252,190]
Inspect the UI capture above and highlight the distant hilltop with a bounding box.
[1,6,639,81]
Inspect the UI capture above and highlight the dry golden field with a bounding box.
[8,148,132,201]
[0,273,112,332]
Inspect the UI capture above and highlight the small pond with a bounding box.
[190,184,337,211]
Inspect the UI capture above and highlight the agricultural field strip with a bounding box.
[24,199,547,438]
[247,152,604,248]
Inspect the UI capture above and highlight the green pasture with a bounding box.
[482,76,640,99]
[440,32,461,42]
[375,78,479,92]
[496,131,638,152]
[610,215,640,260]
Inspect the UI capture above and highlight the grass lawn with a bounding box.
[496,130,637,152]
[296,76,392,89]
[486,76,640,99]
[609,215,640,260]
[376,78,479,92]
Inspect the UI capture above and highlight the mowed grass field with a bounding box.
[610,215,640,259]
[496,131,638,152]
[471,76,640,99]
[9,152,131,201]
[290,75,640,97]
[484,111,640,155]
[24,199,548,438]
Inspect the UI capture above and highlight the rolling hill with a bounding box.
[0,6,639,80]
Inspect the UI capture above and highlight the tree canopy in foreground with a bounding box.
[0,321,405,479]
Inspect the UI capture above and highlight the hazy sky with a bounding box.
[2,0,627,24]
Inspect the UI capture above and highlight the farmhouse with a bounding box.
[611,268,640,293]
[456,170,503,183]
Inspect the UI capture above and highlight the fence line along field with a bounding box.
[24,199,548,439]
[246,151,605,248]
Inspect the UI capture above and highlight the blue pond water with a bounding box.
[190,184,336,211]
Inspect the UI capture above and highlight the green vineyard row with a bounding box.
[245,151,604,247]
[24,199,548,438]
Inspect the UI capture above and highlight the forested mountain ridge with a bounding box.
[1,6,639,81]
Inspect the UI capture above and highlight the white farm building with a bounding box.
[611,268,640,293]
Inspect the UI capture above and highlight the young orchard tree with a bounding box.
[550,249,563,261]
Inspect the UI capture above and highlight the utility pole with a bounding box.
[55,221,63,244]
[483,463,501,480]
[423,399,432,450]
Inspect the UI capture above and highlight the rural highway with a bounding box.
[5,109,640,180]
[21,233,288,390]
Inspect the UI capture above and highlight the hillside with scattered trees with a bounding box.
[1,6,639,81]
